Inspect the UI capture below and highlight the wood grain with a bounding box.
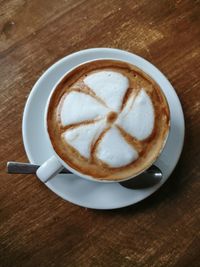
[0,0,200,266]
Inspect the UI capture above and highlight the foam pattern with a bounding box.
[96,127,138,167]
[116,89,154,140]
[63,119,106,158]
[59,71,155,167]
[60,91,108,126]
[84,71,129,112]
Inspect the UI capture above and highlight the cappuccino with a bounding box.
[47,60,170,180]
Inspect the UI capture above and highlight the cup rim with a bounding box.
[44,58,170,183]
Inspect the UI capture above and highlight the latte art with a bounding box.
[96,127,138,167]
[63,119,107,159]
[84,71,129,112]
[116,89,155,140]
[60,91,108,126]
[59,71,154,168]
[47,60,170,180]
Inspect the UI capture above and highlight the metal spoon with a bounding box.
[7,162,162,189]
[119,165,162,189]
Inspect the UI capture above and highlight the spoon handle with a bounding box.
[7,162,71,174]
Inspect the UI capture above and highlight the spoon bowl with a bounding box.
[120,165,162,189]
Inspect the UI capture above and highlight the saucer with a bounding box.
[22,48,185,209]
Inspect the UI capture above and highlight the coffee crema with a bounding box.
[47,60,170,180]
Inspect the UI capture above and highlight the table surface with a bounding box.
[0,1,200,266]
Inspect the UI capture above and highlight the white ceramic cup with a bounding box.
[36,59,170,183]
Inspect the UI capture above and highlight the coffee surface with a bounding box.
[48,60,170,180]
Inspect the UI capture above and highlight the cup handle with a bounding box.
[36,156,64,183]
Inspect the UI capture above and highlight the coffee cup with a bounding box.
[36,59,170,183]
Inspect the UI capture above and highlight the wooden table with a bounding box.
[0,1,200,266]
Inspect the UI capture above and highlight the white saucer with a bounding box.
[22,48,185,209]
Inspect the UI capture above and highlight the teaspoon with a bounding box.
[7,162,162,189]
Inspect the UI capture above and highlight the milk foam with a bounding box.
[96,127,138,167]
[63,119,106,158]
[84,71,129,112]
[59,72,155,168]
[60,91,108,126]
[116,89,154,140]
